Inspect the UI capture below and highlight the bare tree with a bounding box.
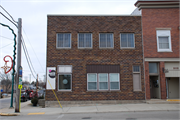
[0,70,12,93]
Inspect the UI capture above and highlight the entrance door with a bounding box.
[168,77,179,99]
[150,76,160,99]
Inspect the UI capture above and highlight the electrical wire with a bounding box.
[0,12,18,28]
[22,28,45,72]
[21,37,37,79]
[0,42,14,49]
[0,35,14,41]
[0,5,18,23]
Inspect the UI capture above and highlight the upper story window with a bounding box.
[78,33,92,48]
[156,30,172,52]
[120,33,135,48]
[56,33,71,49]
[99,33,114,48]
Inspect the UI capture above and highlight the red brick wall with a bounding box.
[46,16,145,101]
[142,8,179,58]
[145,61,150,99]
[159,61,167,99]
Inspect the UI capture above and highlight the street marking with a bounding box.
[167,99,180,102]
[55,114,64,120]
[28,112,45,115]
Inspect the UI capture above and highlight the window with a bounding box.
[78,33,92,48]
[87,74,97,90]
[58,65,72,91]
[133,66,141,91]
[56,33,71,48]
[110,73,119,90]
[120,33,135,48]
[87,73,120,91]
[99,74,108,90]
[99,33,113,48]
[156,30,172,52]
[149,63,158,74]
[58,74,71,90]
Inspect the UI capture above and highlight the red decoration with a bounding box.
[1,55,13,74]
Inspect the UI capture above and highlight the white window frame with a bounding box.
[78,33,93,49]
[98,73,108,90]
[120,33,135,49]
[99,33,114,49]
[58,74,72,91]
[87,73,120,91]
[56,33,71,49]
[87,73,97,91]
[109,73,120,90]
[133,66,141,91]
[156,30,172,52]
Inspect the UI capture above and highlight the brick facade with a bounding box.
[46,16,145,101]
[141,8,179,99]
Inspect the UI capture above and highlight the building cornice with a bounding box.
[135,1,179,10]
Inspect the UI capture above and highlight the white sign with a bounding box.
[46,67,56,89]
[19,77,22,85]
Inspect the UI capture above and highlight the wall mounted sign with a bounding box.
[46,67,56,89]
[1,55,13,74]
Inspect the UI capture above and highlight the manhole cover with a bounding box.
[126,118,137,120]
[82,117,92,119]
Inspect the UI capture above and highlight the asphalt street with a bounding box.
[0,111,179,120]
[0,98,15,109]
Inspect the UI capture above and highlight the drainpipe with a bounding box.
[166,78,168,99]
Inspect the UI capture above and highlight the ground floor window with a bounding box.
[87,73,120,91]
[58,74,72,90]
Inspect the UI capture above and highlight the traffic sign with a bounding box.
[18,85,22,89]
[19,66,22,77]
[19,77,22,85]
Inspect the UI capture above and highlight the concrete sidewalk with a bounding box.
[0,100,179,116]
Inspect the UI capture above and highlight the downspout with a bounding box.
[166,78,168,99]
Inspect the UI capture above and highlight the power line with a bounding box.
[0,35,14,41]
[21,37,37,79]
[0,12,18,28]
[0,42,14,49]
[0,5,17,23]
[22,28,45,72]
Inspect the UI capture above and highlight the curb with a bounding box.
[0,113,19,116]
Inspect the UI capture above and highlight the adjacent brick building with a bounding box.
[46,15,145,105]
[135,0,180,99]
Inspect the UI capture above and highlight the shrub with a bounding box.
[38,95,44,99]
[31,97,38,106]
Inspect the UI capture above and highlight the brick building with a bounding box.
[135,0,180,99]
[46,15,145,105]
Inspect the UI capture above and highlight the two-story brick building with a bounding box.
[46,15,145,106]
[135,0,180,99]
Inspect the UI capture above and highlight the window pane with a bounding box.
[85,34,92,47]
[79,34,84,47]
[121,34,127,47]
[159,37,169,49]
[99,82,108,89]
[107,34,113,47]
[99,74,108,82]
[133,73,141,91]
[149,63,158,73]
[57,34,63,47]
[64,34,70,47]
[88,82,97,90]
[110,73,119,82]
[128,34,134,47]
[100,34,106,47]
[110,82,119,89]
[133,66,140,72]
[88,74,97,82]
[59,74,71,90]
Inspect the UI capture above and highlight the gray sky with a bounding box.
[0,0,137,83]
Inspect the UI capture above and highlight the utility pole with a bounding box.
[15,18,22,112]
[36,74,38,96]
[29,74,31,84]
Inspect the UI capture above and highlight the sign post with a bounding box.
[18,66,22,112]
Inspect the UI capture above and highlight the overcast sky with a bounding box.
[0,0,137,83]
